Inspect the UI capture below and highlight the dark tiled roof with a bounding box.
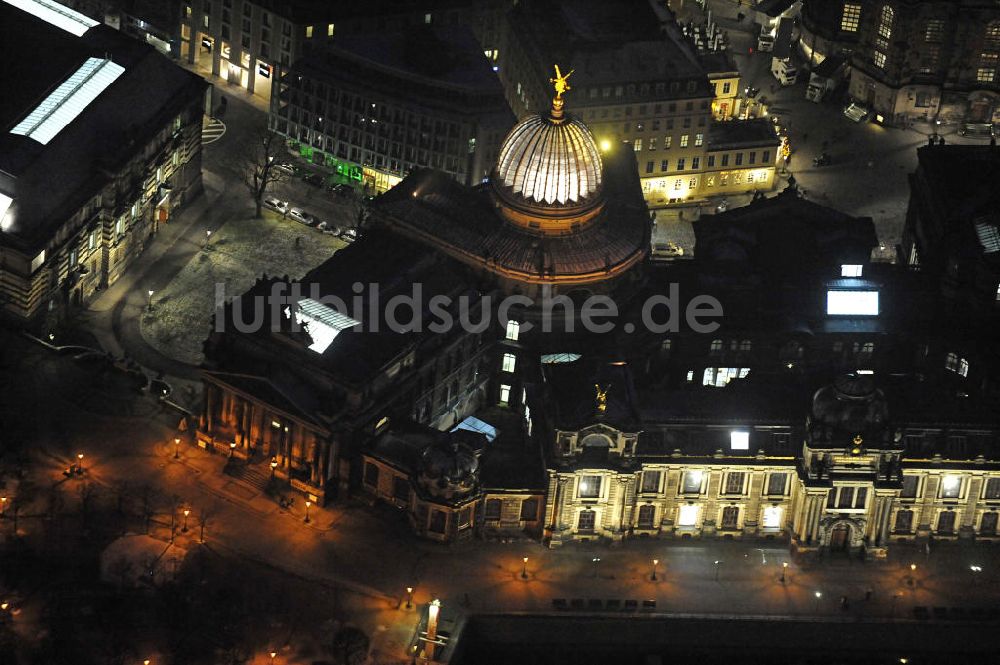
[372,141,649,280]
[543,357,642,432]
[707,119,782,151]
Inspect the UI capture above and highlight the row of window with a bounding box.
[584,83,707,102]
[899,475,1000,500]
[581,503,785,532]
[894,508,998,536]
[593,470,792,498]
[632,133,704,151]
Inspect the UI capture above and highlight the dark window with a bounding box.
[637,504,656,529]
[984,478,1000,499]
[837,487,855,509]
[578,509,596,531]
[981,512,998,535]
[721,506,740,529]
[901,475,919,498]
[894,509,913,532]
[484,498,502,520]
[827,489,836,508]
[579,475,601,498]
[393,476,409,501]
[363,462,379,487]
[855,487,868,508]
[766,473,787,496]
[937,510,956,534]
[520,498,538,521]
[762,150,770,162]
[707,155,715,167]
[749,151,756,165]
[429,510,447,533]
[646,160,654,174]
[724,472,745,495]
[458,507,471,528]
[641,471,661,493]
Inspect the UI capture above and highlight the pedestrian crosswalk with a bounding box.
[202,118,226,144]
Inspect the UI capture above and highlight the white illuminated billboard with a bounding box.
[730,431,750,450]
[826,290,879,316]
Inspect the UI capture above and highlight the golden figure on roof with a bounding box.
[595,383,611,413]
[550,64,574,100]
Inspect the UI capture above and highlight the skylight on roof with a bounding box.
[451,416,497,442]
[975,222,1000,254]
[541,353,582,364]
[3,0,98,36]
[0,193,13,230]
[10,57,124,145]
[293,297,360,354]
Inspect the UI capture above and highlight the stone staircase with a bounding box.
[225,462,271,494]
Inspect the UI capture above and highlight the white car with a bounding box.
[263,196,288,213]
[339,228,358,242]
[316,221,340,235]
[274,162,295,175]
[287,207,318,226]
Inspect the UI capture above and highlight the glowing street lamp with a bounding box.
[970,565,983,573]
[1,497,6,518]
[229,442,236,458]
[652,559,659,581]
[304,500,311,523]
[714,560,721,581]
[147,289,154,311]
[405,586,414,609]
[77,453,84,473]
[907,562,917,586]
[781,561,788,584]
[182,509,190,533]
[521,556,529,579]
[269,651,277,664]
[592,557,601,578]
[173,436,181,459]
[270,457,278,480]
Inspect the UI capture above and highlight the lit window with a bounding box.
[841,3,861,32]
[924,19,944,43]
[305,25,313,38]
[995,283,1000,301]
[695,133,703,147]
[826,290,879,316]
[633,138,642,151]
[874,50,887,69]
[680,134,689,147]
[7,0,98,36]
[424,12,431,24]
[677,504,699,527]
[579,475,601,498]
[762,506,783,528]
[940,475,962,498]
[499,384,511,406]
[730,431,750,450]
[977,66,996,83]
[31,249,46,272]
[327,23,334,36]
[682,470,703,494]
[877,5,893,41]
[505,320,519,341]
[841,264,863,277]
[502,352,516,373]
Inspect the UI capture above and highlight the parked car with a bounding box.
[843,102,869,123]
[651,241,684,259]
[274,162,295,176]
[303,173,324,188]
[287,207,318,226]
[339,228,358,242]
[813,153,832,167]
[330,183,355,197]
[263,196,288,213]
[959,122,995,138]
[316,221,340,235]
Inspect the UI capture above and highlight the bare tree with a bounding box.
[235,121,288,218]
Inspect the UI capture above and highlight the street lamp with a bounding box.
[147,289,154,311]
[205,229,212,246]
[908,563,917,587]
[781,561,788,585]
[970,565,983,573]
[229,441,236,458]
[592,557,601,578]
[182,509,190,533]
[1,497,6,518]
[270,457,278,480]
[714,560,721,581]
[304,500,311,523]
[521,556,529,579]
[405,586,414,609]
[77,453,84,474]
[814,590,822,613]
[173,436,180,459]
[652,559,659,581]
[269,651,277,664]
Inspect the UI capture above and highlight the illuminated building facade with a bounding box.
[269,25,513,192]
[799,0,1000,127]
[0,0,207,322]
[700,51,742,121]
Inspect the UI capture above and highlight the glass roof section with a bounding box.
[293,298,361,354]
[3,0,99,37]
[10,57,125,145]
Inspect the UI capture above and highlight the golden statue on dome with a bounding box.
[595,383,611,413]
[550,64,574,99]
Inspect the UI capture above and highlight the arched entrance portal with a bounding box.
[819,516,866,554]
